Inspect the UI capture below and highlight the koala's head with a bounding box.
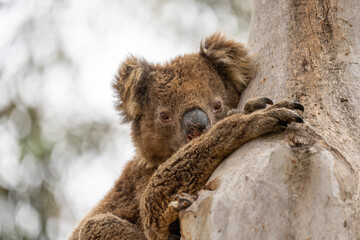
[113,33,254,167]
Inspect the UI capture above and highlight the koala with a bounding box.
[69,33,304,240]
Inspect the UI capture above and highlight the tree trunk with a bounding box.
[180,0,360,239]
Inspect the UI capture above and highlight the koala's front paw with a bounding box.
[247,102,304,137]
[265,108,304,127]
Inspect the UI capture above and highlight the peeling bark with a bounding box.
[180,1,360,239]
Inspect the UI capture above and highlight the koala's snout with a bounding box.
[181,109,210,143]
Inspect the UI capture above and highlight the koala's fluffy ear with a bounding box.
[113,56,153,122]
[200,32,255,93]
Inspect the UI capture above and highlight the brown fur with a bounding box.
[69,33,303,240]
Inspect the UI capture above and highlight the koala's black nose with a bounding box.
[181,108,210,143]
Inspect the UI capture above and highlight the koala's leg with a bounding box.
[77,213,146,240]
[140,102,304,240]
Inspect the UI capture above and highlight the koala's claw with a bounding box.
[175,193,197,210]
[293,102,305,112]
[294,114,304,123]
[169,193,197,211]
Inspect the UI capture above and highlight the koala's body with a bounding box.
[69,33,304,240]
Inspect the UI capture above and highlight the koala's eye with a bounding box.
[213,102,223,113]
[159,112,172,122]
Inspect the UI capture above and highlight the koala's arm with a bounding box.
[140,103,304,240]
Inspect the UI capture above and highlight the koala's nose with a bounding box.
[181,108,210,143]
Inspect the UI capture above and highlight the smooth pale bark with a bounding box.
[180,0,360,239]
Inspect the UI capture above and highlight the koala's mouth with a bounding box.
[181,108,210,143]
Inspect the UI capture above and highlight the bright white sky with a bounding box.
[0,0,250,239]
